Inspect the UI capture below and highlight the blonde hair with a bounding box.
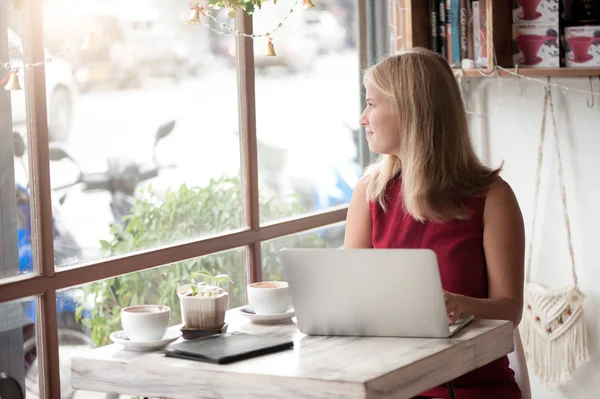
[363,48,501,222]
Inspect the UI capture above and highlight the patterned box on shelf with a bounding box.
[564,26,600,67]
[513,0,560,23]
[513,23,560,67]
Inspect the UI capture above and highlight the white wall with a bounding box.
[467,76,600,399]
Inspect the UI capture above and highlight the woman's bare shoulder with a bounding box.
[484,177,523,224]
[487,177,516,201]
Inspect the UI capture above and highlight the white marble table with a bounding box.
[71,308,514,399]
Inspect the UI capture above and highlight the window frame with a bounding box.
[0,1,375,397]
[0,2,25,386]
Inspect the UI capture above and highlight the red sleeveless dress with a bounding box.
[370,178,521,399]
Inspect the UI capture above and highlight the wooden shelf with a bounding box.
[396,1,600,79]
[453,68,600,77]
[398,0,512,69]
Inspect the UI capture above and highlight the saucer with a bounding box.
[239,306,295,324]
[520,56,543,66]
[109,329,181,351]
[518,11,542,21]
[180,323,228,340]
[568,54,594,63]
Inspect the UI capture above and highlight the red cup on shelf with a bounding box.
[516,34,557,65]
[567,35,600,62]
[518,0,543,20]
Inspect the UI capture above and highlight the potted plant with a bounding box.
[177,270,231,330]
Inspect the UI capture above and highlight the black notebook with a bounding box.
[164,332,294,364]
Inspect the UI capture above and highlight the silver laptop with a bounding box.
[280,248,474,338]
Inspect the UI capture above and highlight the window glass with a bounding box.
[262,222,345,280]
[0,297,40,398]
[38,1,242,268]
[252,0,362,224]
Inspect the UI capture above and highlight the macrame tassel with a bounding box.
[521,296,590,389]
[521,88,590,390]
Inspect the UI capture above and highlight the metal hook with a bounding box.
[515,65,523,96]
[495,67,503,96]
[458,74,472,114]
[587,76,595,108]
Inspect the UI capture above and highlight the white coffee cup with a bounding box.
[120,305,170,341]
[247,281,291,315]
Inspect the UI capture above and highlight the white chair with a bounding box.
[508,327,532,399]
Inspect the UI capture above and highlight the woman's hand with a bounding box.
[443,290,465,325]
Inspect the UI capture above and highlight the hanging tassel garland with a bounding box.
[188,3,206,25]
[303,0,315,9]
[187,6,201,25]
[266,38,276,56]
[3,69,22,91]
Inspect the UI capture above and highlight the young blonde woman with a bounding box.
[345,48,525,399]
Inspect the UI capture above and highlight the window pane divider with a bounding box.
[236,12,262,284]
[22,1,60,397]
[22,0,54,280]
[38,291,60,398]
[0,206,347,303]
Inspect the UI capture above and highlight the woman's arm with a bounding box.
[343,177,373,248]
[445,179,525,327]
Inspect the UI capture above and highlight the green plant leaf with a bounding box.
[194,270,212,278]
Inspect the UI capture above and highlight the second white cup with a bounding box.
[247,281,291,315]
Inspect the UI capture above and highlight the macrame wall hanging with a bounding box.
[520,85,590,389]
